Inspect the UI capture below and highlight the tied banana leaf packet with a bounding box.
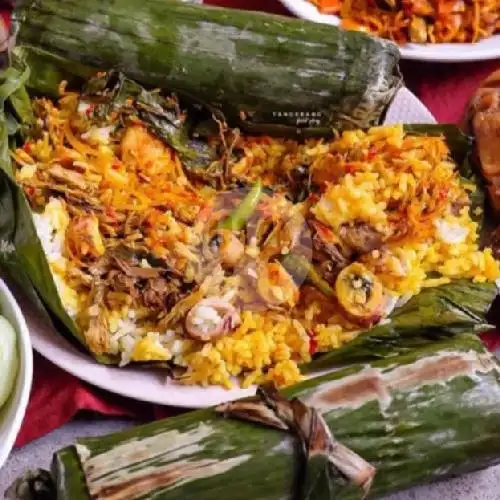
[7,332,500,500]
[0,46,497,368]
[13,0,403,135]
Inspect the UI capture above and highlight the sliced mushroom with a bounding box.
[48,164,88,191]
[335,263,384,326]
[142,278,180,310]
[185,298,241,342]
[310,219,352,275]
[112,256,163,279]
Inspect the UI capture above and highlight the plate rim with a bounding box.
[278,0,500,63]
[23,88,434,409]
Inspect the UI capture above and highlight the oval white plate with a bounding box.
[0,278,33,469]
[19,88,433,409]
[278,0,500,62]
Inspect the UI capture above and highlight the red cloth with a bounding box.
[15,353,181,446]
[10,0,500,447]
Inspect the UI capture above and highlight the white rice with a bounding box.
[435,219,469,245]
[81,125,114,144]
[32,198,78,317]
[32,201,66,261]
[190,305,223,335]
[118,334,137,366]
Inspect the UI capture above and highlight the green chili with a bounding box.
[280,253,335,298]
[217,180,263,231]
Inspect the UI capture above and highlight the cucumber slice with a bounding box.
[0,315,18,409]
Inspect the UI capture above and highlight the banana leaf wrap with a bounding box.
[6,332,500,499]
[13,0,403,135]
[305,279,496,371]
[0,51,497,368]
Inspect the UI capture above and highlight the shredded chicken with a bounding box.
[143,278,180,309]
[48,164,88,191]
[84,285,109,354]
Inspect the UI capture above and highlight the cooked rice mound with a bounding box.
[11,85,500,389]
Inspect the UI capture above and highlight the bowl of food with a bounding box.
[0,277,33,469]
[279,0,500,62]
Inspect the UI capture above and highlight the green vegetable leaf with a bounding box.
[217,180,263,231]
[14,45,94,98]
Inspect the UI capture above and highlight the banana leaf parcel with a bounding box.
[13,0,403,134]
[7,332,500,500]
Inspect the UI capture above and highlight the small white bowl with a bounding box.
[0,278,33,470]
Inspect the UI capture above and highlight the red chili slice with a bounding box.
[307,329,318,355]
[345,163,356,174]
[367,145,378,160]
[86,103,96,116]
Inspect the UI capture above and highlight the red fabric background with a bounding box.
[9,0,500,447]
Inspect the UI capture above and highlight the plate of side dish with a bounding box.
[279,0,500,62]
[0,278,33,469]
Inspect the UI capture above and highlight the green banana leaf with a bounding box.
[304,280,496,372]
[81,70,219,169]
[0,56,82,335]
[0,50,496,369]
[7,332,500,500]
[0,55,101,356]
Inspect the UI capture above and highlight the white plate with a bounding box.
[0,279,33,469]
[278,0,500,62]
[19,88,433,409]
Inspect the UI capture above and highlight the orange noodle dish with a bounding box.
[10,74,500,389]
[309,0,500,44]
